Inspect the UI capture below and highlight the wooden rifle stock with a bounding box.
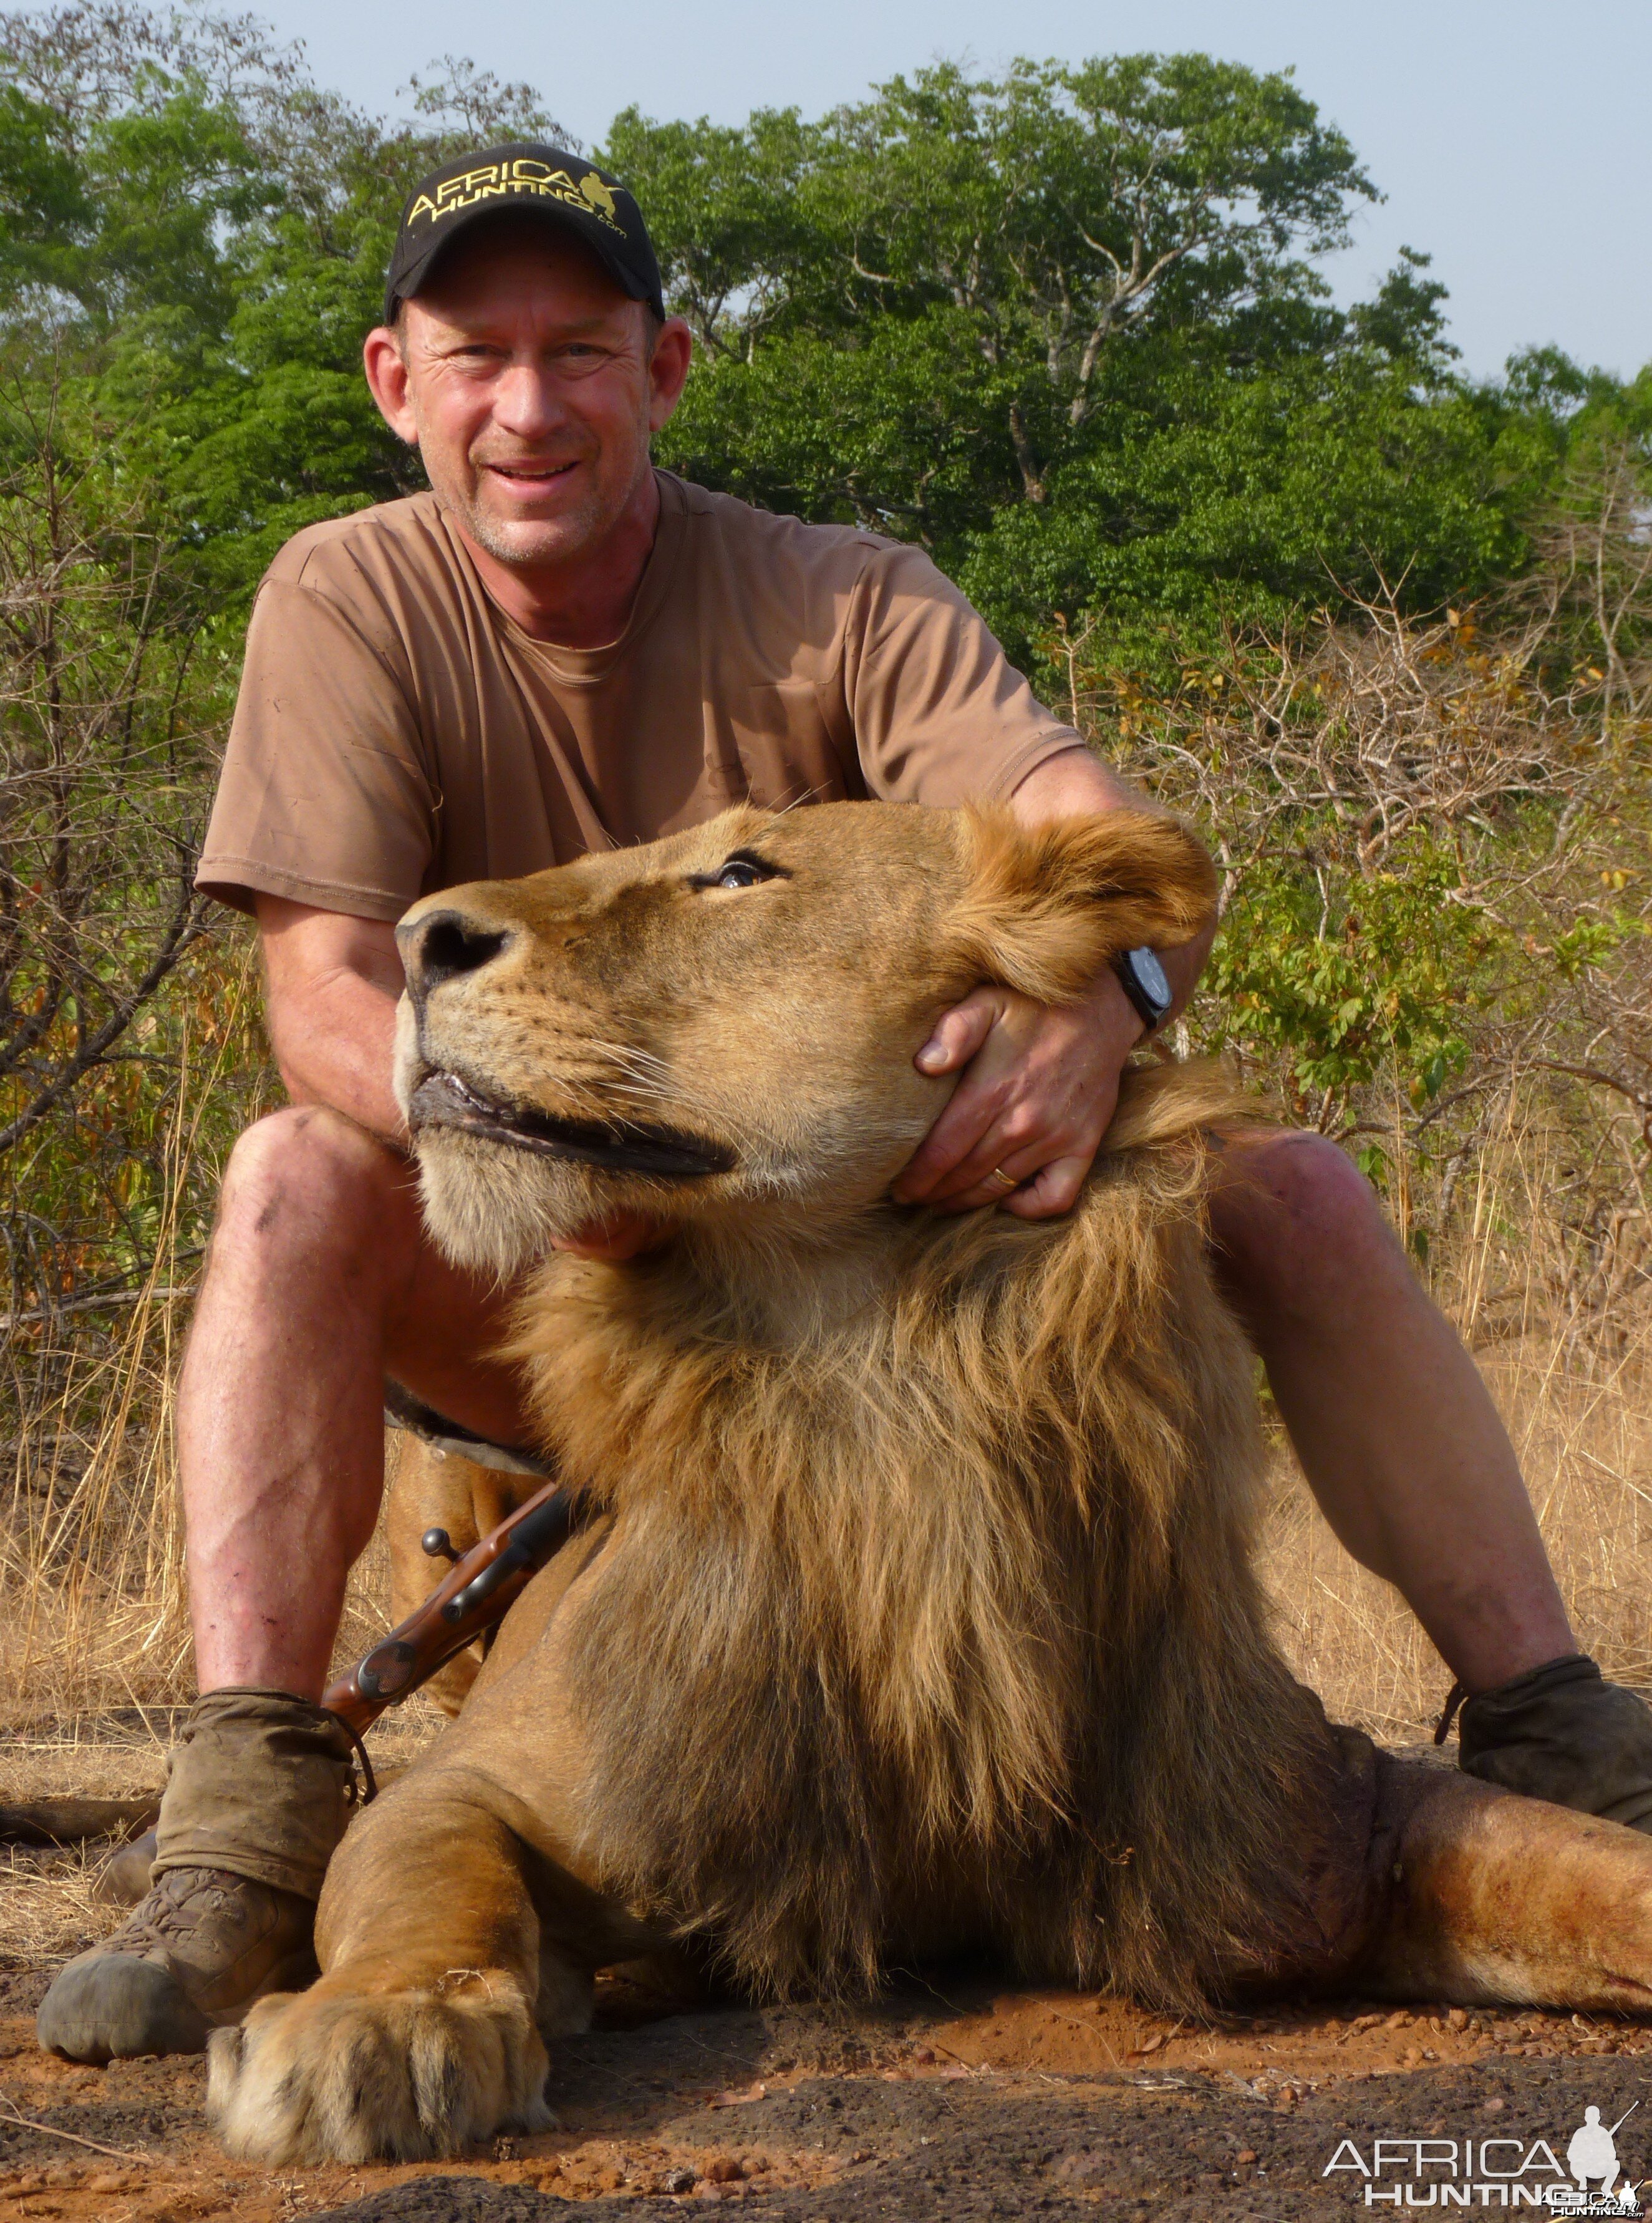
[323,1479,582,1735]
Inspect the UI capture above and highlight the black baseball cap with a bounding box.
[383,142,665,326]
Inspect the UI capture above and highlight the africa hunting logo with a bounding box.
[1323,2101,1642,2211]
[405,160,623,236]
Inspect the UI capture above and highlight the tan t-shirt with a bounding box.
[197,472,1082,921]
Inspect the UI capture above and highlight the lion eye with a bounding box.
[690,851,783,892]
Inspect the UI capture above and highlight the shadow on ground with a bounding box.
[3,1954,1650,2222]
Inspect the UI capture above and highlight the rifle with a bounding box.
[322,1479,585,1735]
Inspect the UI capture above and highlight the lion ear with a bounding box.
[949,806,1219,1004]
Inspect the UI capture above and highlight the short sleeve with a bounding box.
[843,545,1084,806]
[195,577,438,921]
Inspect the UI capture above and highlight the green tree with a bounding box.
[0,7,567,601]
[614,58,1562,675]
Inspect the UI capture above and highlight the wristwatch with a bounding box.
[1114,946,1173,1035]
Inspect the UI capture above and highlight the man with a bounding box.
[37,143,1652,2064]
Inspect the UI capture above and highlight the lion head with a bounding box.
[395,800,1217,1277]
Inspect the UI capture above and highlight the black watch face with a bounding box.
[1131,947,1172,1016]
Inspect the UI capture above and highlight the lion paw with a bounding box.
[206,1972,551,2163]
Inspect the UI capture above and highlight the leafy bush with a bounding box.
[1091,588,1649,1294]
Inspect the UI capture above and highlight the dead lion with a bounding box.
[208,801,1652,2165]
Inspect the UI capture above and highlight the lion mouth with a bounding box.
[407,1070,735,1179]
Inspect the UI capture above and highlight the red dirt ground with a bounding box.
[4,1963,1650,2222]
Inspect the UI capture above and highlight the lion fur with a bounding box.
[198,800,1652,2172]
[394,802,1351,2011]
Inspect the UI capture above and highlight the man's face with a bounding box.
[364,219,690,572]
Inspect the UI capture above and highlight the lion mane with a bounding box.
[503,1068,1335,2010]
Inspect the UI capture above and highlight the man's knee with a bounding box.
[215,1107,415,1279]
[1209,1128,1399,1317]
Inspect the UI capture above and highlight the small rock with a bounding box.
[1483,2096,1506,2114]
[707,2156,745,2184]
[1385,2010,1412,2030]
[663,2166,698,2192]
[1447,2008,1468,2031]
[1139,2032,1165,2053]
[1055,2151,1109,2187]
[1236,2149,1258,2166]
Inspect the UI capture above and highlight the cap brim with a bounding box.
[384,198,660,326]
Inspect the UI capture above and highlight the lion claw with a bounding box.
[206,1977,551,2164]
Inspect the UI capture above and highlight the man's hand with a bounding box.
[889,966,1146,1221]
[888,745,1212,1221]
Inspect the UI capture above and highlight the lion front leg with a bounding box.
[207,1780,572,2164]
[1362,1761,1652,2013]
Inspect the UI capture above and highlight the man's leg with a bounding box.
[1207,1127,1652,1827]
[38,1105,529,2063]
[178,1104,528,1699]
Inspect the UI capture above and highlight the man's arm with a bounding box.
[256,896,408,1142]
[889,747,1215,1221]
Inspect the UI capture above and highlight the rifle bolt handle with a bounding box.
[421,1527,458,1562]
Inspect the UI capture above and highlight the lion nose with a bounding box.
[397,908,510,1003]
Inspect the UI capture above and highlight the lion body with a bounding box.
[493,1067,1351,2007]
[208,802,1652,2166]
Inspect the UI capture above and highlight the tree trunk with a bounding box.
[1008,405,1046,503]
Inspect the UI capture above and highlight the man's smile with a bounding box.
[480,458,584,497]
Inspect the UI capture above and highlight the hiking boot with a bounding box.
[36,1688,359,2063]
[91,1829,159,1909]
[36,1866,317,2063]
[1459,1653,1652,1833]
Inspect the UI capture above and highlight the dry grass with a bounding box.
[0,1330,402,1731]
[1261,1327,1652,1738]
[0,1702,448,1978]
[0,1385,415,1733]
[1262,1101,1652,1737]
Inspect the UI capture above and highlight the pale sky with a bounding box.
[259,0,1652,384]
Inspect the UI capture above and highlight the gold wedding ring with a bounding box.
[983,1166,1020,1195]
